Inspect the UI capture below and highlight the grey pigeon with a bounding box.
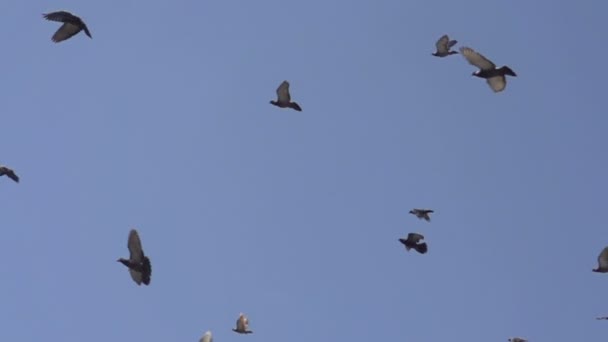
[460,46,516,92]
[0,166,19,183]
[409,208,434,222]
[43,11,92,43]
[596,316,608,320]
[432,35,458,57]
[399,233,428,254]
[593,246,608,273]
[233,313,253,334]
[270,81,302,111]
[199,331,213,342]
[117,229,152,285]
[508,338,528,342]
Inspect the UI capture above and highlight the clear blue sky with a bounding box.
[1,1,607,341]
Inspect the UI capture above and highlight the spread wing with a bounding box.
[42,11,76,23]
[460,47,496,70]
[276,81,291,103]
[598,247,608,267]
[128,268,144,285]
[128,229,145,262]
[199,331,213,342]
[407,233,424,243]
[435,35,449,53]
[51,23,82,43]
[486,75,507,92]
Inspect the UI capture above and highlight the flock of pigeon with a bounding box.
[0,9,600,342]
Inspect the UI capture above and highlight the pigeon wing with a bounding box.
[127,229,145,262]
[407,233,424,243]
[486,75,507,92]
[43,11,76,23]
[51,23,82,43]
[598,247,608,268]
[141,256,152,285]
[447,39,457,48]
[128,268,143,285]
[460,47,496,70]
[200,331,213,342]
[276,81,291,103]
[435,35,449,53]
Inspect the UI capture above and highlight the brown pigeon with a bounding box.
[432,35,458,57]
[117,229,152,285]
[233,313,253,334]
[409,208,434,222]
[0,166,19,183]
[459,46,516,92]
[593,246,608,273]
[43,11,92,43]
[399,233,428,254]
[270,81,302,111]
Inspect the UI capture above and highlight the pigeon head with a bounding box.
[117,258,129,266]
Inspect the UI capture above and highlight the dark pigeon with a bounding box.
[233,313,253,334]
[508,338,528,342]
[399,233,428,254]
[0,166,19,183]
[43,11,92,43]
[270,81,302,111]
[593,246,608,273]
[432,35,458,57]
[460,46,516,92]
[117,229,152,285]
[597,316,608,320]
[409,208,434,222]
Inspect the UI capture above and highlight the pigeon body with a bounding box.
[117,229,152,285]
[508,338,528,342]
[593,246,608,273]
[270,81,302,111]
[199,331,213,342]
[409,208,434,221]
[399,233,428,254]
[597,316,608,320]
[459,47,516,92]
[0,166,19,183]
[233,313,253,334]
[432,35,458,57]
[43,11,92,43]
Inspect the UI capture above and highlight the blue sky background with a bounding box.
[1,1,607,341]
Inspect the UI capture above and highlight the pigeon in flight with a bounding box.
[399,233,428,254]
[459,46,516,92]
[432,35,458,57]
[508,338,528,342]
[409,208,434,222]
[596,316,608,320]
[117,229,152,285]
[199,331,213,342]
[43,11,92,43]
[593,246,608,273]
[233,313,253,334]
[0,166,19,183]
[270,81,302,111]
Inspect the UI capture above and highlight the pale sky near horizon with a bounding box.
[1,1,608,341]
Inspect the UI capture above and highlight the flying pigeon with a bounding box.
[233,313,253,334]
[42,11,92,43]
[508,338,528,342]
[199,331,213,342]
[409,208,434,222]
[117,229,152,285]
[596,316,608,320]
[399,233,428,254]
[270,81,302,111]
[459,46,516,92]
[432,35,458,57]
[0,166,19,183]
[593,246,608,273]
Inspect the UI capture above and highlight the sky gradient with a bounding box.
[1,1,607,341]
